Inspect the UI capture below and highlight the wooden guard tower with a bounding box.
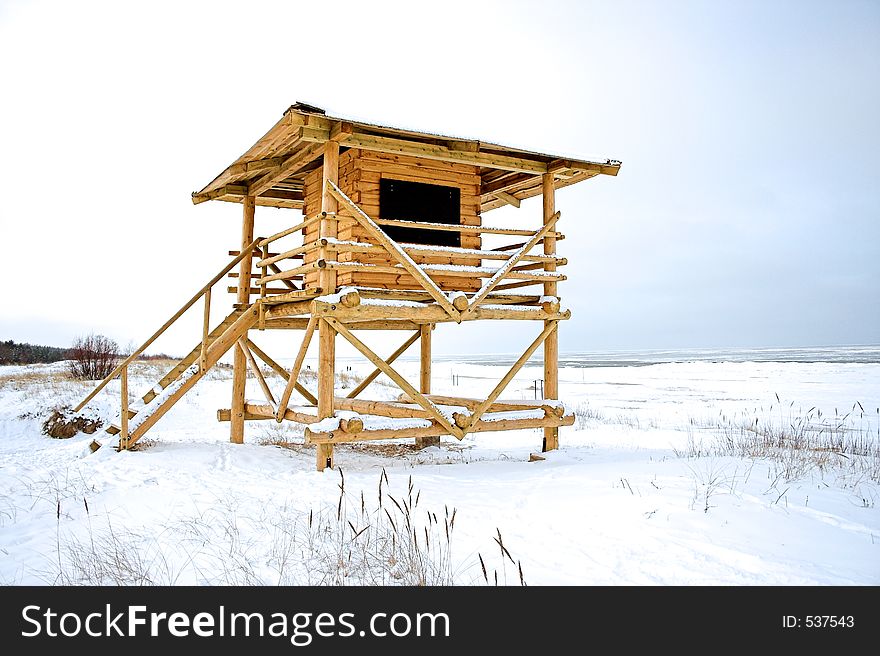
[75,103,620,470]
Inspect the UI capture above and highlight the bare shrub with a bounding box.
[68,334,119,380]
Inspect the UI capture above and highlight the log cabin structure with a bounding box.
[75,103,621,470]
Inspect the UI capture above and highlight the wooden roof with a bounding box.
[193,102,621,213]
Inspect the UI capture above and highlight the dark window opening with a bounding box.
[379,178,461,247]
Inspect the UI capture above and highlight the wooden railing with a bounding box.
[74,237,264,447]
[248,181,567,325]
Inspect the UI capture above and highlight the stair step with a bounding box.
[105,409,137,435]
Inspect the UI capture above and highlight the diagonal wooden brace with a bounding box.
[463,211,560,317]
[245,338,317,406]
[275,315,318,422]
[237,338,276,409]
[327,319,464,439]
[461,321,559,433]
[345,329,421,399]
[326,180,463,322]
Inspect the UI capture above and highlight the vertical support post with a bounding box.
[416,323,439,448]
[120,366,129,450]
[542,173,559,452]
[316,141,339,470]
[316,319,336,471]
[231,195,255,444]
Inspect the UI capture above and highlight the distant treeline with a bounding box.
[0,340,70,365]
[0,339,178,365]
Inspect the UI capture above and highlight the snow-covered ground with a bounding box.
[0,350,878,585]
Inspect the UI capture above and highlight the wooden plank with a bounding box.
[333,397,429,419]
[257,241,319,268]
[366,217,561,238]
[327,239,562,264]
[462,321,559,431]
[493,190,521,208]
[356,289,544,305]
[345,272,482,293]
[193,157,287,201]
[194,184,305,206]
[259,213,325,247]
[305,414,574,444]
[260,287,324,305]
[192,184,247,205]
[328,319,464,439]
[548,158,620,176]
[249,141,324,197]
[227,286,303,296]
[328,181,462,322]
[345,330,421,399]
[491,280,542,292]
[218,403,320,425]
[360,148,480,174]
[276,315,318,421]
[322,261,566,283]
[265,318,421,330]
[330,121,353,142]
[397,393,565,418]
[481,172,536,196]
[344,133,548,174]
[355,163,480,189]
[303,300,570,324]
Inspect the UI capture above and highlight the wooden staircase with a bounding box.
[74,238,266,450]
[101,304,260,448]
[104,307,247,437]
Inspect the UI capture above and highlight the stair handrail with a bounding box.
[74,236,263,412]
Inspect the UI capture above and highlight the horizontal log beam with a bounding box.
[396,393,565,418]
[259,212,327,247]
[317,261,567,283]
[355,289,547,305]
[344,132,548,174]
[267,300,571,323]
[326,239,564,264]
[333,397,430,419]
[218,403,318,425]
[305,414,574,444]
[362,216,563,238]
[263,318,423,330]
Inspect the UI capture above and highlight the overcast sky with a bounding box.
[1,0,877,358]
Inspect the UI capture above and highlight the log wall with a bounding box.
[303,149,482,292]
